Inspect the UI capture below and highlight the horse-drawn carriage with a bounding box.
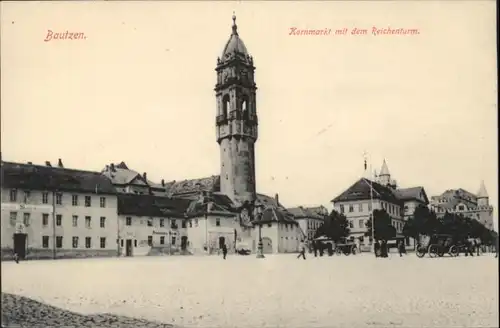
[334,238,358,256]
[416,234,460,258]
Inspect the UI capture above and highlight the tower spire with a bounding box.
[477,180,488,198]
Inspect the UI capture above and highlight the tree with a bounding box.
[412,204,440,237]
[314,210,350,242]
[365,209,396,241]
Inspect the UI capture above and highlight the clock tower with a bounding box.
[215,14,258,205]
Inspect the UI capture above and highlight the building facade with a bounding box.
[429,181,494,230]
[288,206,328,241]
[1,160,119,260]
[331,160,428,250]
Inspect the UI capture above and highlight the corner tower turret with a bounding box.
[215,14,258,204]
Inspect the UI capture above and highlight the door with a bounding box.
[126,239,133,257]
[181,236,188,250]
[262,237,273,254]
[219,236,225,249]
[13,233,27,260]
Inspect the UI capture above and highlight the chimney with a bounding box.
[143,172,147,181]
[275,193,279,204]
[57,158,64,168]
[110,163,115,172]
[45,161,52,167]
[161,179,165,187]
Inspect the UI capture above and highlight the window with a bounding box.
[56,193,62,205]
[359,236,364,243]
[100,237,106,249]
[10,189,17,202]
[171,219,177,228]
[458,205,465,211]
[120,239,124,247]
[56,236,63,248]
[100,217,106,228]
[72,215,78,227]
[85,216,91,228]
[147,218,153,227]
[23,213,30,226]
[160,236,165,245]
[171,236,176,245]
[349,220,354,228]
[368,203,372,211]
[349,205,354,213]
[195,218,199,227]
[42,213,49,227]
[56,214,62,226]
[85,237,91,248]
[42,236,50,248]
[72,195,79,206]
[72,237,79,248]
[85,196,91,207]
[100,197,106,208]
[267,223,272,227]
[189,220,193,228]
[126,217,132,226]
[358,204,363,212]
[215,218,220,226]
[42,192,49,204]
[134,239,137,247]
[148,236,153,246]
[181,221,187,228]
[359,219,365,228]
[160,219,164,227]
[23,191,30,203]
[339,205,345,213]
[404,205,408,212]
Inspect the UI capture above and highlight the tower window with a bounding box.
[242,98,248,119]
[223,95,230,118]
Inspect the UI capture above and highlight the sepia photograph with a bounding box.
[1,1,498,327]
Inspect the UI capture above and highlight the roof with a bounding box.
[1,161,116,195]
[117,194,191,218]
[477,181,488,198]
[257,207,298,225]
[287,206,326,220]
[221,15,250,60]
[379,159,390,176]
[167,175,221,197]
[332,178,402,205]
[395,187,429,204]
[186,192,238,217]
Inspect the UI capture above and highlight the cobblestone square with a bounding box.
[2,254,498,328]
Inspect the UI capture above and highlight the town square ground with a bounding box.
[2,254,498,328]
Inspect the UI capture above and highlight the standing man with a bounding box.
[222,243,228,260]
[297,240,306,260]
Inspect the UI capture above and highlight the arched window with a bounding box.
[242,96,249,120]
[222,95,230,118]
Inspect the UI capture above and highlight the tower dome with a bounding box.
[220,14,251,62]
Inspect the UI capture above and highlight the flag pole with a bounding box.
[364,151,375,253]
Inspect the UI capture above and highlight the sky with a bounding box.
[1,1,497,229]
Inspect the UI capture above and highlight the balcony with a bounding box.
[171,223,178,230]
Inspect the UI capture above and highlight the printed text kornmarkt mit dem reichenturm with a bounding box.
[289,27,420,36]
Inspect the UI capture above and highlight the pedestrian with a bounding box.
[398,240,404,257]
[465,239,474,257]
[474,239,480,256]
[381,240,388,258]
[13,252,19,264]
[313,241,318,257]
[297,240,306,260]
[222,243,228,260]
[374,240,380,258]
[495,235,499,258]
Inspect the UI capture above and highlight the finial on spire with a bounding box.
[231,12,238,35]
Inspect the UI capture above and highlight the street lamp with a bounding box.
[255,204,265,259]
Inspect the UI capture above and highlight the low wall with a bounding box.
[1,247,118,261]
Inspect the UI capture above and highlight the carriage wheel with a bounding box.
[449,245,459,257]
[352,246,357,255]
[416,244,426,258]
[335,248,342,255]
[344,249,351,256]
[428,245,438,258]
